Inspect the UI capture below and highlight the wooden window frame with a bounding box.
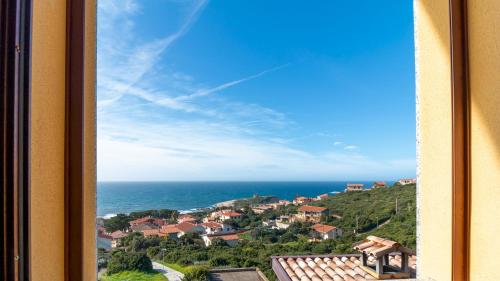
[1,0,32,280]
[449,0,471,280]
[1,0,470,280]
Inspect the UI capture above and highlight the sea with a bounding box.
[97,181,393,217]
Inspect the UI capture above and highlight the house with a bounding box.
[110,230,127,248]
[372,181,387,189]
[142,229,167,238]
[131,222,156,233]
[311,224,342,240]
[201,222,234,235]
[275,216,291,229]
[345,183,364,192]
[160,225,183,239]
[271,236,416,281]
[177,214,197,224]
[129,216,166,229]
[219,211,243,221]
[296,205,329,222]
[96,228,113,250]
[202,233,240,247]
[251,205,273,214]
[175,221,204,235]
[316,194,329,200]
[271,200,292,209]
[398,178,416,185]
[293,196,313,205]
[262,220,276,228]
[97,232,112,250]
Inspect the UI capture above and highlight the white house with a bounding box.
[312,224,342,240]
[201,222,234,235]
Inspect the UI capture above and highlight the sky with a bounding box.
[97,0,416,181]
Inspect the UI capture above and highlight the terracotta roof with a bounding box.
[209,234,240,241]
[222,211,242,217]
[353,236,413,258]
[131,223,156,232]
[161,225,181,234]
[346,184,364,187]
[299,205,327,213]
[202,222,223,228]
[318,194,329,199]
[272,254,416,281]
[142,229,161,237]
[110,230,127,239]
[176,222,198,233]
[312,224,336,233]
[373,182,386,186]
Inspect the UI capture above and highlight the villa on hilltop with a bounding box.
[346,183,364,192]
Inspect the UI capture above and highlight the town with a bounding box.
[97,180,417,281]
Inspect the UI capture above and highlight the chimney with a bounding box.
[353,236,412,279]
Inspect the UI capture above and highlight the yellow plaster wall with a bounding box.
[468,1,500,280]
[414,0,453,280]
[31,0,96,280]
[31,1,67,280]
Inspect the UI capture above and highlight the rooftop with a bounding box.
[209,268,269,281]
[299,205,327,213]
[353,236,412,258]
[272,254,416,281]
[312,224,336,233]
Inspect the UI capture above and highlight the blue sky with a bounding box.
[97,0,416,181]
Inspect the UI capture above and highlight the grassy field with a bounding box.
[101,271,167,281]
[154,261,193,274]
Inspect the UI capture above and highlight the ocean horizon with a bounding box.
[97,181,396,217]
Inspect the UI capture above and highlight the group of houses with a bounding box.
[345,179,416,192]
[97,213,242,249]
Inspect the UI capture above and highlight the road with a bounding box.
[152,261,185,281]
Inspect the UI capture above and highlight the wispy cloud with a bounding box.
[343,145,359,150]
[177,63,290,100]
[96,0,415,181]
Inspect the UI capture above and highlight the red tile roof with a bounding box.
[299,205,327,213]
[110,230,127,239]
[202,222,223,228]
[272,254,417,281]
[161,225,181,234]
[176,222,198,233]
[209,234,240,241]
[353,236,412,258]
[222,211,242,217]
[312,224,336,233]
[318,194,329,199]
[347,184,364,187]
[373,181,386,186]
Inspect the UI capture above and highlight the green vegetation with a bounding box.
[100,184,416,280]
[101,271,167,281]
[103,209,179,232]
[107,250,153,275]
[182,266,210,281]
[311,183,416,249]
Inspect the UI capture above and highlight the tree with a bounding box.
[106,250,153,274]
[103,214,131,232]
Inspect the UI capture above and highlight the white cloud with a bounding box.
[343,145,358,150]
[96,0,415,181]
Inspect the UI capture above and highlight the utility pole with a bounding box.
[355,216,359,234]
[376,216,379,228]
[396,198,399,214]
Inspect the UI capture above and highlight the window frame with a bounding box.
[1,0,471,280]
[1,0,32,280]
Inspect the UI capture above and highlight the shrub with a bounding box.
[182,266,209,281]
[107,250,153,275]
